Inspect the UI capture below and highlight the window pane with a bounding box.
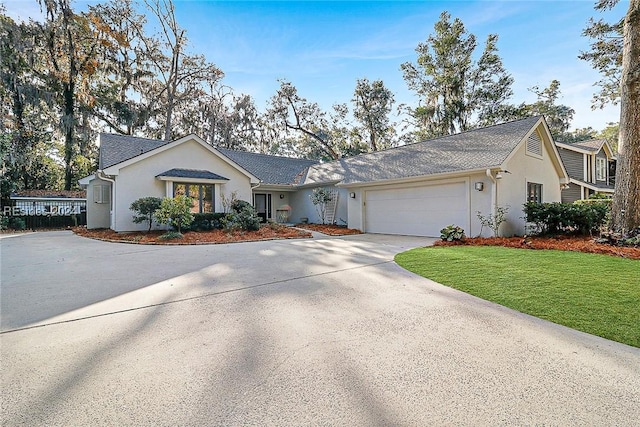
[174,184,186,197]
[186,185,199,213]
[202,185,214,213]
[528,183,542,203]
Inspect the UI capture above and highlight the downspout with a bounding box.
[486,168,497,218]
[97,170,116,230]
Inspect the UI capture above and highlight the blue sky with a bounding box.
[5,0,626,131]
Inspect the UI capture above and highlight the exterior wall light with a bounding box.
[349,192,356,199]
[474,182,484,191]
[279,194,285,199]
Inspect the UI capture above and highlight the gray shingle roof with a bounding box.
[565,139,606,153]
[304,116,543,185]
[99,133,169,169]
[217,148,318,185]
[97,133,318,185]
[156,168,229,181]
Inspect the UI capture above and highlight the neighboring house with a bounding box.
[7,189,87,228]
[555,139,617,203]
[80,116,569,237]
[9,189,86,216]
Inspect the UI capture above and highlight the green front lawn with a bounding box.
[395,246,640,347]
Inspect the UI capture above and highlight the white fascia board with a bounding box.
[10,196,87,201]
[555,142,594,155]
[251,184,297,192]
[155,176,229,184]
[569,178,615,192]
[337,168,491,189]
[78,174,95,186]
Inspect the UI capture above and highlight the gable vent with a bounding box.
[527,130,542,156]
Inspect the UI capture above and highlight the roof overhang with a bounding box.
[78,174,95,186]
[250,184,298,192]
[10,196,87,201]
[156,176,229,185]
[295,179,343,189]
[556,140,616,159]
[569,178,615,193]
[336,168,493,189]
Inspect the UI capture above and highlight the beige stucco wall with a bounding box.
[112,139,253,231]
[499,139,563,236]
[86,176,111,229]
[289,186,348,225]
[251,191,294,222]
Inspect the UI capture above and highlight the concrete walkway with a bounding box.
[1,231,639,426]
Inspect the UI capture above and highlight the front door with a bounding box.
[254,193,271,222]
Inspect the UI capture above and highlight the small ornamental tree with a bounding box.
[155,196,194,234]
[130,197,163,232]
[477,205,509,237]
[310,187,334,224]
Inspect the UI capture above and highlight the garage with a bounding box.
[364,181,469,237]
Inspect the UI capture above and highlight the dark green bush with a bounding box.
[8,217,26,230]
[223,204,261,231]
[230,199,253,213]
[189,213,226,231]
[130,197,163,232]
[523,202,609,236]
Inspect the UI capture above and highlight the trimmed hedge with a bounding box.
[189,213,227,231]
[524,201,609,235]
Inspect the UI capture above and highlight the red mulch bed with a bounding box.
[295,223,363,236]
[435,236,640,260]
[73,225,312,245]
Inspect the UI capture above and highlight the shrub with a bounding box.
[440,225,465,242]
[223,201,261,231]
[155,196,194,233]
[619,228,640,247]
[8,217,26,230]
[230,199,253,213]
[188,212,226,231]
[130,197,163,232]
[0,213,8,230]
[523,202,609,236]
[159,231,183,240]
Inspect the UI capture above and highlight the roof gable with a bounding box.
[99,134,169,169]
[99,133,259,183]
[555,139,615,159]
[304,116,547,185]
[217,148,318,185]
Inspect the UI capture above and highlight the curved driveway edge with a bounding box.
[1,231,639,426]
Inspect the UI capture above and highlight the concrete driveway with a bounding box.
[1,231,639,426]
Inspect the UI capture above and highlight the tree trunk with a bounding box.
[611,0,640,233]
[63,82,75,191]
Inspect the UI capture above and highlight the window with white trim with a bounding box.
[596,157,606,181]
[93,184,110,204]
[527,182,543,203]
[173,183,214,213]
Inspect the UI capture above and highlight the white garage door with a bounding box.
[365,181,469,237]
